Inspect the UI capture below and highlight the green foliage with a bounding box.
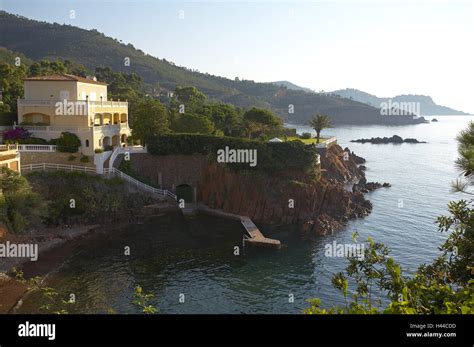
[55,132,81,153]
[431,200,474,285]
[0,109,16,126]
[147,133,319,175]
[80,155,90,163]
[172,113,215,135]
[243,107,282,138]
[132,285,158,314]
[304,235,474,314]
[131,98,169,144]
[11,269,75,314]
[455,121,474,183]
[25,171,152,225]
[173,86,207,111]
[0,60,27,115]
[169,87,245,137]
[28,60,67,76]
[0,167,45,233]
[203,102,244,137]
[95,66,144,103]
[19,137,49,144]
[301,132,312,139]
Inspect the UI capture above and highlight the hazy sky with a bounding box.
[2,0,474,113]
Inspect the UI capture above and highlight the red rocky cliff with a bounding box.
[198,145,372,236]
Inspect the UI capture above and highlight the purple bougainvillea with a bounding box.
[3,127,32,141]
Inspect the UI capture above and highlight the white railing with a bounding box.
[0,144,18,151]
[93,124,120,132]
[109,146,147,170]
[315,136,337,149]
[19,144,57,152]
[123,145,147,154]
[108,146,121,170]
[18,99,128,108]
[21,163,96,173]
[17,125,92,132]
[18,100,56,106]
[105,167,177,201]
[88,100,128,108]
[0,144,57,152]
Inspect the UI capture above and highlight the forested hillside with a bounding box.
[0,11,426,125]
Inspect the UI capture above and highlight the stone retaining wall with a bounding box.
[20,152,95,168]
[130,153,208,190]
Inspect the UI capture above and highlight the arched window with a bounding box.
[85,139,90,147]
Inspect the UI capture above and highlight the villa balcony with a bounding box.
[0,144,20,157]
[18,99,128,109]
[18,123,130,134]
[94,124,130,137]
[18,125,92,133]
[17,99,128,119]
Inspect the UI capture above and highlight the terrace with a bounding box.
[287,136,338,148]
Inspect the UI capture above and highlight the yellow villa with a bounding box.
[16,74,131,156]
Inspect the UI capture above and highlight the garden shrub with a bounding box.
[55,132,81,153]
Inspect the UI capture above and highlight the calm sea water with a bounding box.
[20,115,474,314]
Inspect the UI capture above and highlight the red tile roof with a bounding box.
[24,73,107,85]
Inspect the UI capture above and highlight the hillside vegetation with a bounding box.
[0,11,425,126]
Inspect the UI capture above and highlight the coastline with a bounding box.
[0,145,381,313]
[0,224,100,313]
[0,204,182,314]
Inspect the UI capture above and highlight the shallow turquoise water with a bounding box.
[19,115,474,314]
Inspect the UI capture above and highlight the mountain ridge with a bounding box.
[271,81,314,93]
[331,88,468,116]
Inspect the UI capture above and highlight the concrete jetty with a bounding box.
[196,204,281,249]
[240,217,281,249]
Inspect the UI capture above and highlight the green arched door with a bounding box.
[176,184,193,203]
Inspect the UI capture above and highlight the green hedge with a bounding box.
[266,127,297,138]
[54,132,81,153]
[147,133,318,174]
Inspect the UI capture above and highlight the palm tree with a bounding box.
[309,114,331,143]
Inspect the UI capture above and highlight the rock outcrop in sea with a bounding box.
[351,135,427,144]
